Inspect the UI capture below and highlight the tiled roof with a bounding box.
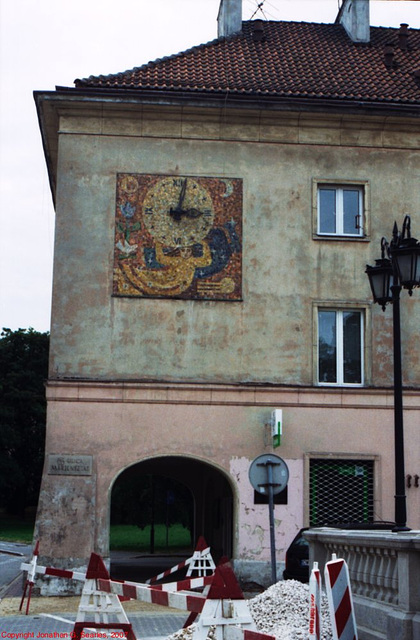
[74,20,420,106]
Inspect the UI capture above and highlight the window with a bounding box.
[318,185,363,236]
[309,458,374,526]
[318,309,364,385]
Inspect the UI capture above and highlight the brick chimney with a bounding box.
[217,0,242,38]
[336,0,370,43]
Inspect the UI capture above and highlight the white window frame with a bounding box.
[312,179,370,240]
[316,307,365,387]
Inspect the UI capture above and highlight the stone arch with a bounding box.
[109,455,235,580]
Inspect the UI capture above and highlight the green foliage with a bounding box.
[0,328,49,515]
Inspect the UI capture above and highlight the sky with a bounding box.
[1,0,419,333]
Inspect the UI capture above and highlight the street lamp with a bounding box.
[365,215,420,531]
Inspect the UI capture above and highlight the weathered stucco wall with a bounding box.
[33,106,420,588]
[35,381,420,573]
[49,108,420,387]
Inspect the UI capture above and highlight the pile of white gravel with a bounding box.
[169,579,333,640]
[248,579,333,640]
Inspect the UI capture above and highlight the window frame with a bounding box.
[314,303,369,387]
[312,178,370,240]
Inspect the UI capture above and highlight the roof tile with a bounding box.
[74,21,420,106]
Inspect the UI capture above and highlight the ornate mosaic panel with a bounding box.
[113,174,242,300]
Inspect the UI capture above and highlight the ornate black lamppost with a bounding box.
[365,215,420,531]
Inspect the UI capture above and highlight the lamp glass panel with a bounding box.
[392,243,420,288]
[395,251,415,285]
[370,270,389,302]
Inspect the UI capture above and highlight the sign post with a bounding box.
[248,454,289,584]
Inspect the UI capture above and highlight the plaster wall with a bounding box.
[34,105,420,584]
[35,382,420,571]
[49,109,420,388]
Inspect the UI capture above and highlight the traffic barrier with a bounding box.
[325,554,358,640]
[146,535,215,584]
[20,547,93,614]
[21,547,272,640]
[97,568,206,614]
[189,560,258,640]
[72,553,135,640]
[96,557,261,640]
[309,561,322,640]
[19,540,39,615]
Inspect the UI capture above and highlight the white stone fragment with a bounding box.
[167,579,333,640]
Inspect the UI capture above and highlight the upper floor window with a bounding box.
[318,186,363,236]
[312,179,370,240]
[318,308,364,386]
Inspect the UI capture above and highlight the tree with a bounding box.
[0,328,49,515]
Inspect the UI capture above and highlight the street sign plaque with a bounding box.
[248,454,289,495]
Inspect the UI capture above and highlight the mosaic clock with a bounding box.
[113,174,243,301]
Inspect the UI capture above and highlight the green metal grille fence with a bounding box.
[309,458,374,526]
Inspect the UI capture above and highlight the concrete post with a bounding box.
[336,0,370,43]
[217,0,242,38]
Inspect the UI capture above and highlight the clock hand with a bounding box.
[170,179,188,220]
[183,208,204,219]
[177,178,187,210]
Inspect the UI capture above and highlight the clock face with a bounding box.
[142,177,215,248]
[113,173,243,301]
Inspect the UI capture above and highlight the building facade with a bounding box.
[33,0,420,589]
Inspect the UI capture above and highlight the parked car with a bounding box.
[283,522,396,583]
[283,528,310,582]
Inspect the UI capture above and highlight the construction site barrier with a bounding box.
[309,561,322,640]
[146,535,215,584]
[325,554,358,640]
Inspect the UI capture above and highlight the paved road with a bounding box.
[1,544,190,637]
[0,543,32,598]
[0,610,187,638]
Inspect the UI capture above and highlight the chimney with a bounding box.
[217,0,242,38]
[398,23,409,51]
[252,19,264,43]
[384,43,395,68]
[336,0,370,43]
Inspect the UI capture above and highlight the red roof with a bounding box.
[74,20,420,107]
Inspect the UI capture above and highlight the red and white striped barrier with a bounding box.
[98,575,206,613]
[146,535,215,584]
[325,554,358,640]
[72,552,136,640]
[20,561,87,582]
[118,573,214,594]
[309,561,322,640]
[96,556,259,640]
[19,540,40,615]
[20,547,93,614]
[190,560,257,640]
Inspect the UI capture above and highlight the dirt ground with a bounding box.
[0,595,178,617]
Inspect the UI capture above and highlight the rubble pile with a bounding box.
[169,579,333,640]
[249,579,333,640]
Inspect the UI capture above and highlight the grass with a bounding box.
[110,523,192,551]
[0,513,192,552]
[0,513,36,543]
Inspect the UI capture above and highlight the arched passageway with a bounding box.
[110,456,234,582]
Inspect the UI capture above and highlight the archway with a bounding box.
[110,456,234,582]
